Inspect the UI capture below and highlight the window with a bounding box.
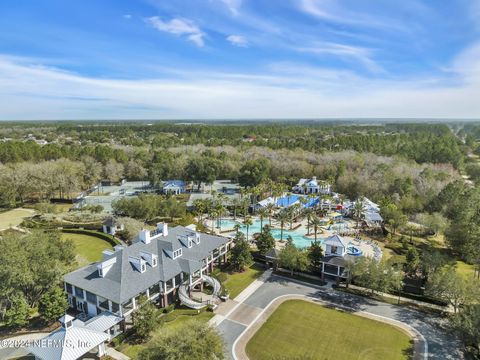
[173,249,182,258]
[152,257,157,267]
[65,283,73,294]
[149,283,160,296]
[111,302,119,314]
[86,291,97,304]
[98,296,109,310]
[74,286,84,299]
[141,264,146,273]
[98,268,103,277]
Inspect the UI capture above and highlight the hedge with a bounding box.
[61,228,121,247]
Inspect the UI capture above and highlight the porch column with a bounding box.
[98,343,105,357]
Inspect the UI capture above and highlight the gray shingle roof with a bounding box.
[64,226,229,305]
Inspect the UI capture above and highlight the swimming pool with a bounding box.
[276,195,299,207]
[219,218,322,248]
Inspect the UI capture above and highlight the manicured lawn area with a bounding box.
[116,309,214,359]
[0,208,34,230]
[246,300,413,360]
[454,261,476,279]
[61,232,113,267]
[216,263,265,299]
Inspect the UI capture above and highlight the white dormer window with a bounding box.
[173,249,182,259]
[141,264,146,273]
[152,257,157,267]
[98,268,103,277]
[188,239,193,248]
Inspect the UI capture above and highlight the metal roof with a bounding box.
[28,324,109,360]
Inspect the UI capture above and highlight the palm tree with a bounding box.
[233,223,241,235]
[353,198,364,228]
[244,216,253,240]
[250,185,261,213]
[286,207,295,230]
[277,211,289,241]
[241,197,250,222]
[311,216,321,242]
[210,209,218,232]
[304,208,314,235]
[266,203,275,226]
[215,203,226,229]
[231,198,241,220]
[258,207,269,230]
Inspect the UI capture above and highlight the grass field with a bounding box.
[61,232,113,267]
[0,208,35,230]
[454,260,476,278]
[217,263,265,299]
[246,300,413,360]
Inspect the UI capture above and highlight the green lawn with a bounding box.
[246,300,413,360]
[61,232,113,267]
[216,263,265,299]
[0,208,34,230]
[454,261,476,279]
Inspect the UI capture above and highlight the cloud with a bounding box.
[145,16,205,47]
[0,44,480,120]
[298,0,409,32]
[297,42,383,73]
[220,0,242,15]
[123,14,132,19]
[226,35,248,47]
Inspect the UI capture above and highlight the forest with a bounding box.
[2,121,480,356]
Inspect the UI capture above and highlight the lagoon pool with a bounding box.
[219,219,322,248]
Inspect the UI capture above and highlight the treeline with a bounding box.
[0,145,459,217]
[0,123,467,168]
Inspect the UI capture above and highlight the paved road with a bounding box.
[215,273,464,360]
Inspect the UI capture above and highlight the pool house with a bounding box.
[320,235,356,280]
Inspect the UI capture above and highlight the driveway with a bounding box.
[213,273,464,360]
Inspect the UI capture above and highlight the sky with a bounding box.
[0,0,479,120]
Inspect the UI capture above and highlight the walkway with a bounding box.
[212,272,464,360]
[0,331,49,359]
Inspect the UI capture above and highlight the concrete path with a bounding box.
[213,272,464,360]
[0,331,49,359]
[106,346,131,360]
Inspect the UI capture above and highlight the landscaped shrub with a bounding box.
[162,304,175,314]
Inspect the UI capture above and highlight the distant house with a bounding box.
[363,212,383,227]
[320,235,355,280]
[162,180,186,195]
[102,217,124,236]
[293,177,331,194]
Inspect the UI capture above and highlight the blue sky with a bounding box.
[0,0,479,119]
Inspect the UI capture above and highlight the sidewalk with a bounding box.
[209,269,272,327]
[106,346,131,360]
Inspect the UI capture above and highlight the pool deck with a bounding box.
[210,216,381,258]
